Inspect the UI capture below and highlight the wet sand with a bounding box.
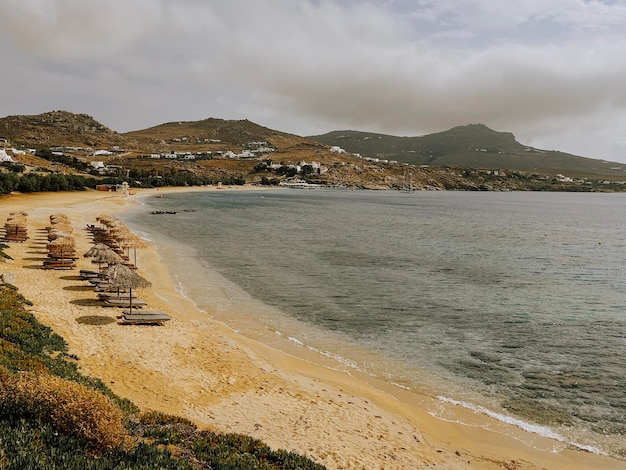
[0,187,622,469]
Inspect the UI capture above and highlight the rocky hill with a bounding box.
[0,110,134,149]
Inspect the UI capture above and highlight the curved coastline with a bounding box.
[0,186,622,469]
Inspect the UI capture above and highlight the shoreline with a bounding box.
[1,187,623,469]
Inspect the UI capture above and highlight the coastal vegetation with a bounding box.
[0,283,325,469]
[0,171,98,194]
[0,166,244,196]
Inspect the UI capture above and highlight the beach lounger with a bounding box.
[94,286,130,293]
[80,270,101,280]
[98,292,137,299]
[103,299,147,308]
[48,257,78,262]
[43,258,75,265]
[119,312,171,325]
[42,263,76,270]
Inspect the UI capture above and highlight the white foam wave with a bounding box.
[436,396,607,456]
[286,336,304,346]
[390,382,412,391]
[275,331,361,371]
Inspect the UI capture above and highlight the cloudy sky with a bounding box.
[2,0,626,162]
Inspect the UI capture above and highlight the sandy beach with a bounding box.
[0,187,623,470]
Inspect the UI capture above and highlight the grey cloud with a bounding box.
[0,0,163,58]
[2,0,626,161]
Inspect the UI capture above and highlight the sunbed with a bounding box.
[42,263,76,270]
[98,292,137,299]
[119,311,171,325]
[103,299,147,308]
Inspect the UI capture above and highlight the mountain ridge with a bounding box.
[2,111,626,179]
[308,124,625,177]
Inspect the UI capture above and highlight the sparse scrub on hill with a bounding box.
[0,162,25,173]
[35,149,89,172]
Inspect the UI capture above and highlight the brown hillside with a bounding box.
[0,110,134,149]
[1,111,333,159]
[123,118,317,153]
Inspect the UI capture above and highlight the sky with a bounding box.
[2,0,626,162]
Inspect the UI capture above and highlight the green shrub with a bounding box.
[0,418,193,469]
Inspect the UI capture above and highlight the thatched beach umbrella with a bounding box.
[83,243,113,258]
[49,213,69,224]
[89,247,124,272]
[103,263,151,311]
[48,224,73,238]
[47,236,75,259]
[96,214,118,233]
[115,231,147,267]
[98,215,119,229]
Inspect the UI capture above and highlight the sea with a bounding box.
[120,189,626,460]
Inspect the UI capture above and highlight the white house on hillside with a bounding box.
[0,149,13,162]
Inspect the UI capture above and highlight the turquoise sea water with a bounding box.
[122,189,626,459]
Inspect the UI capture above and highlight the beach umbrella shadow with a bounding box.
[70,298,105,307]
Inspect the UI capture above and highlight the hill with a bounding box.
[3,111,626,191]
[124,117,319,152]
[309,124,626,178]
[0,110,133,149]
[0,111,330,159]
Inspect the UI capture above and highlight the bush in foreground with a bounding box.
[0,366,127,453]
[0,283,326,468]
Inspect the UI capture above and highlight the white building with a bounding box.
[0,149,13,162]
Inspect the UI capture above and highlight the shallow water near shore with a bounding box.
[121,189,626,459]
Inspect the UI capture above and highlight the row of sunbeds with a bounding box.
[2,212,28,242]
[85,218,156,324]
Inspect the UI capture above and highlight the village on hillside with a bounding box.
[3,111,626,193]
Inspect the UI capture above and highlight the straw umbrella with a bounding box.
[48,227,72,241]
[47,236,75,260]
[86,245,124,272]
[5,213,27,240]
[49,213,69,225]
[115,230,147,267]
[83,243,114,257]
[103,263,151,311]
